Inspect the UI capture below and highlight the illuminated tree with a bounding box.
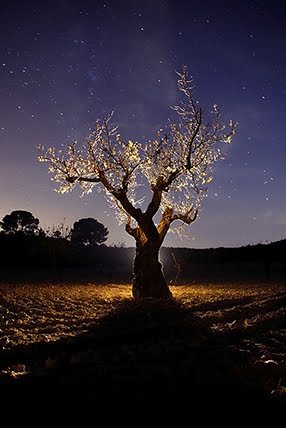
[38,67,237,298]
[70,217,108,246]
[0,210,40,236]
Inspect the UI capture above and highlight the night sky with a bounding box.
[1,0,286,248]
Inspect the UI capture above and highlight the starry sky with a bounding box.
[1,0,286,248]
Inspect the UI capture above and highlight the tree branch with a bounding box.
[145,178,164,217]
[186,109,202,170]
[125,216,139,239]
[171,209,198,225]
[66,176,101,184]
[157,207,173,241]
[116,191,143,223]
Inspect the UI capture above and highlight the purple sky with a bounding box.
[1,0,286,248]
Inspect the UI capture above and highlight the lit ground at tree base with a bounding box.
[0,281,285,424]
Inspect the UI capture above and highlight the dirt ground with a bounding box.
[0,281,285,426]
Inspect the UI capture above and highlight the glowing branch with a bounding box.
[38,66,237,245]
[171,208,198,225]
[125,216,139,239]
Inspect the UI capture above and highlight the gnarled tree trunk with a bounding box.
[132,240,172,299]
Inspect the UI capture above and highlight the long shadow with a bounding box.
[0,298,284,426]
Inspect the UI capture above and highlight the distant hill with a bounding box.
[0,234,285,282]
[161,239,286,281]
[164,238,286,263]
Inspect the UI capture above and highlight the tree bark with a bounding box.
[132,240,172,299]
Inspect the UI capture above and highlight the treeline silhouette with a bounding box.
[0,210,132,282]
[162,240,286,281]
[0,210,285,282]
[0,232,133,280]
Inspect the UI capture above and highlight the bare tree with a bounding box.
[37,67,237,299]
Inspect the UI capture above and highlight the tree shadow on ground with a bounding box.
[0,298,284,426]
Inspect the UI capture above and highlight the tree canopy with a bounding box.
[0,210,40,236]
[70,217,109,246]
[38,67,237,298]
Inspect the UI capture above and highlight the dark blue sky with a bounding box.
[1,0,286,248]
